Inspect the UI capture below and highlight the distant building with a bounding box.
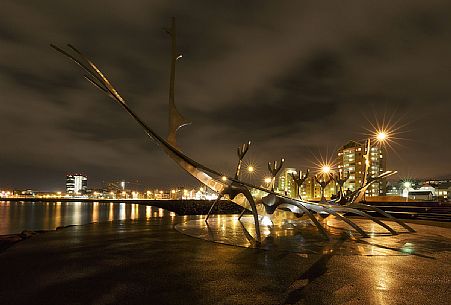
[419,181,450,199]
[385,181,401,196]
[276,168,299,198]
[337,140,386,196]
[66,174,88,194]
[408,190,433,201]
[300,176,337,201]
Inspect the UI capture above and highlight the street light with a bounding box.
[321,165,331,174]
[376,131,387,142]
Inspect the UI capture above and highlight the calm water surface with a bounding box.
[0,201,176,235]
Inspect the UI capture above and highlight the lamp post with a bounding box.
[315,165,333,203]
[366,131,389,193]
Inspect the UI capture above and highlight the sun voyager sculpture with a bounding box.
[52,18,414,245]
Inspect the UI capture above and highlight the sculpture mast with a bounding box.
[166,17,190,147]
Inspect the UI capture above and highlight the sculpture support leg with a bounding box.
[319,207,369,238]
[289,202,330,240]
[242,189,261,243]
[332,207,397,235]
[352,204,416,233]
[205,194,223,222]
[238,208,246,220]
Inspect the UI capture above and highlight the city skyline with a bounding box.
[1,1,451,190]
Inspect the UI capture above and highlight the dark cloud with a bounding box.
[1,0,451,190]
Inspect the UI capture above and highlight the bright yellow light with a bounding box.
[264,177,272,184]
[221,176,227,181]
[321,165,331,174]
[247,166,254,173]
[171,189,176,194]
[376,131,387,142]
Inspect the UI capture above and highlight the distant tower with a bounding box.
[66,174,88,194]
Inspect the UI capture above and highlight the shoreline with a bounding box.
[0,223,82,253]
[1,198,246,215]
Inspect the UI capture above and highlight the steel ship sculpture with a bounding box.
[51,18,414,243]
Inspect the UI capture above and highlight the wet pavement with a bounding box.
[176,215,450,257]
[0,215,449,305]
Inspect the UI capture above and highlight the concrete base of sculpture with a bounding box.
[175,215,444,256]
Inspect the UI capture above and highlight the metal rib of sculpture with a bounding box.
[291,169,309,200]
[51,24,415,242]
[332,171,349,204]
[165,17,190,147]
[315,173,333,204]
[268,159,284,192]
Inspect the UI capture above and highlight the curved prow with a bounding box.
[51,44,225,194]
[166,17,191,147]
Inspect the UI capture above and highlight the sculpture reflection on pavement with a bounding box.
[51,19,415,243]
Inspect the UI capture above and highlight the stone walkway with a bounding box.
[0,216,449,305]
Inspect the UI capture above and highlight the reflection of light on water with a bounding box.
[93,202,99,222]
[135,204,140,219]
[131,204,136,219]
[146,206,151,218]
[109,202,114,221]
[119,203,125,220]
[73,202,82,224]
[158,208,164,217]
[55,202,61,226]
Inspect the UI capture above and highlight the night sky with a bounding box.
[1,1,450,191]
